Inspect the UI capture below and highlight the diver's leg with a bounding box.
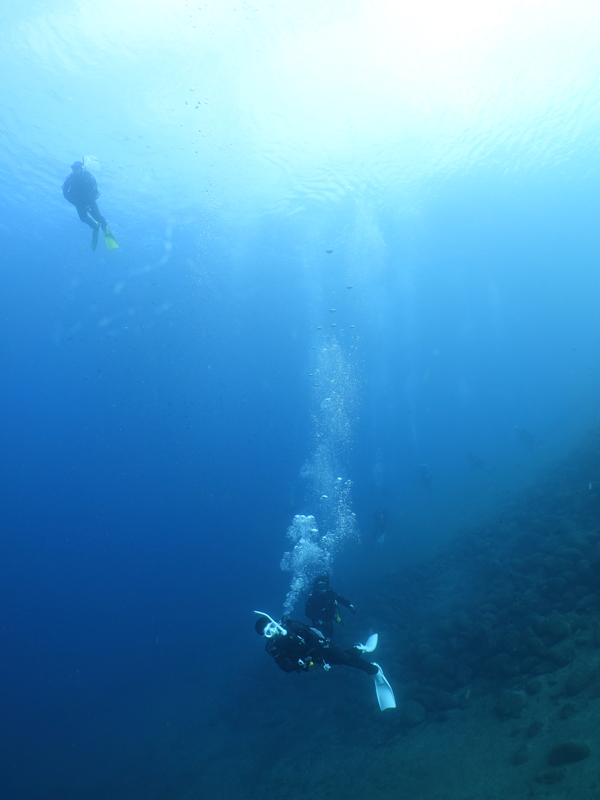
[325,644,378,675]
[76,204,96,228]
[345,648,379,675]
[88,201,107,231]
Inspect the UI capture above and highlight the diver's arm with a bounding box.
[62,177,72,200]
[335,593,356,612]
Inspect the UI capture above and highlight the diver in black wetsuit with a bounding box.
[305,574,355,639]
[255,615,376,675]
[253,612,396,710]
[62,161,107,232]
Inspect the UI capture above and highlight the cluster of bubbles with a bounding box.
[280,515,331,617]
[280,337,359,615]
[82,155,101,171]
[311,338,359,460]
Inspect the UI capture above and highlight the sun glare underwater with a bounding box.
[4,1,600,798]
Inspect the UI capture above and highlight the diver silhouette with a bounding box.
[304,574,356,638]
[62,160,118,251]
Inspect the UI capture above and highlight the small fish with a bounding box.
[325,249,333,254]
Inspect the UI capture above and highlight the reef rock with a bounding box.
[548,742,590,766]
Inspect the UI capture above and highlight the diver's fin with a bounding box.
[355,633,378,653]
[103,226,119,250]
[372,663,396,710]
[91,223,99,252]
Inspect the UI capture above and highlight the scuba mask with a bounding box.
[254,610,287,638]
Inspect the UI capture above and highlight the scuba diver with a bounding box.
[62,160,118,251]
[371,508,390,546]
[304,574,355,638]
[254,611,396,711]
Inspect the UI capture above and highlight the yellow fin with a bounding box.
[104,226,119,250]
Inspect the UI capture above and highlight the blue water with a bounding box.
[3,1,600,798]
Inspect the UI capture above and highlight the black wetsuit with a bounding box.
[62,169,107,230]
[265,619,377,675]
[305,587,353,639]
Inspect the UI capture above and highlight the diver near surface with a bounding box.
[254,612,396,711]
[62,160,118,251]
[304,573,355,638]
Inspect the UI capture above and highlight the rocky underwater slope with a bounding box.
[368,432,600,791]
